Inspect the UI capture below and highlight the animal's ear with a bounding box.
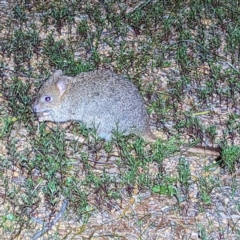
[56,79,67,96]
[53,70,63,77]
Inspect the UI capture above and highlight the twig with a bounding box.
[31,199,69,240]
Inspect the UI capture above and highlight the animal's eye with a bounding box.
[45,96,51,102]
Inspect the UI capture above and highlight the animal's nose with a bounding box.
[33,104,38,113]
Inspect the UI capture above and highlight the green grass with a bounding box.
[219,145,240,172]
[0,0,239,238]
[43,34,94,75]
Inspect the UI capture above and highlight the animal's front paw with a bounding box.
[37,112,52,122]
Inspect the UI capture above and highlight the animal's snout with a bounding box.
[32,102,38,113]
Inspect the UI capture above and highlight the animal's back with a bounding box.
[66,70,149,139]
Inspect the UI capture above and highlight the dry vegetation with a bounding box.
[0,0,239,239]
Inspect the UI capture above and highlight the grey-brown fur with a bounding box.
[33,70,155,141]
